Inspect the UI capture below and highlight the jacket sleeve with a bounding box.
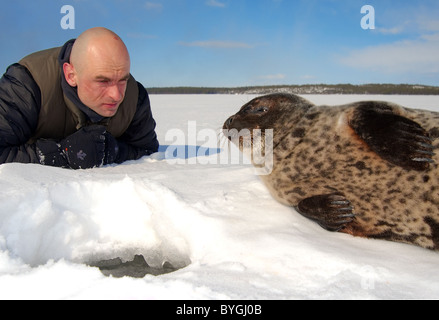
[115,82,159,163]
[0,63,42,164]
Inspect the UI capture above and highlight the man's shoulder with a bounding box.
[19,47,62,68]
[18,47,63,91]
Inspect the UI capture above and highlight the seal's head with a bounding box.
[223,93,314,154]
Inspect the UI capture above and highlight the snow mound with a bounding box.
[0,163,195,269]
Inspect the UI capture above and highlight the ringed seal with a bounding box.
[223,93,439,251]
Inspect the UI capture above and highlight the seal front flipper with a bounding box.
[349,103,435,171]
[296,193,355,232]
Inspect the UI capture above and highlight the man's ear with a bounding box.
[63,62,78,87]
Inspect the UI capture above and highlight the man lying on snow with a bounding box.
[0,27,159,169]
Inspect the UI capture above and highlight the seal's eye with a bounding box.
[244,105,269,114]
[255,106,269,113]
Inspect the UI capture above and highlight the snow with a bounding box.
[1,94,439,300]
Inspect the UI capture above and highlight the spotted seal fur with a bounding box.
[223,93,439,251]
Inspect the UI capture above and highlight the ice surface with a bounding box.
[1,94,439,300]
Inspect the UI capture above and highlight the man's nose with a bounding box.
[108,84,123,101]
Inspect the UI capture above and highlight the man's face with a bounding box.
[75,58,130,117]
[64,45,131,118]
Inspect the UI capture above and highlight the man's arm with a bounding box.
[112,82,159,164]
[0,64,42,164]
[0,64,108,170]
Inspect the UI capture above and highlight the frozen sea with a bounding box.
[1,94,439,300]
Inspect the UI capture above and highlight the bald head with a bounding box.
[70,27,130,74]
[63,27,132,117]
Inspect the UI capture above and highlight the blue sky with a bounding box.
[0,0,438,87]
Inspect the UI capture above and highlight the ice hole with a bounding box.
[0,176,192,277]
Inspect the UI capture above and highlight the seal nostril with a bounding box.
[226,116,234,128]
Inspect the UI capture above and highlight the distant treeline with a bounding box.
[148,84,439,95]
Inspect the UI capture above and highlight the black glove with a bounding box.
[36,125,109,169]
[36,125,123,169]
[60,125,107,169]
[35,139,69,168]
[103,132,120,165]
